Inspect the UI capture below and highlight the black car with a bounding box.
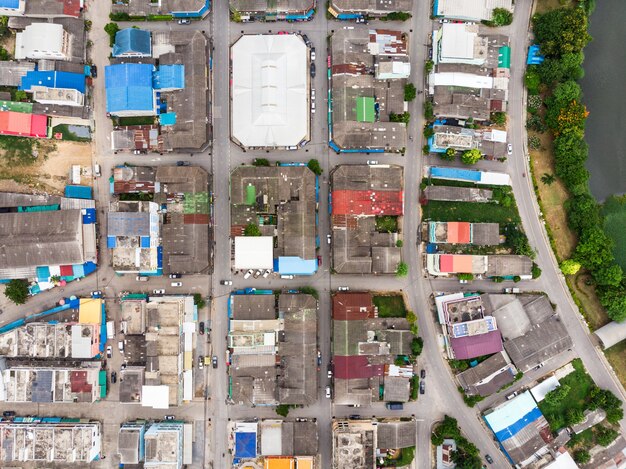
[420,369,426,379]
[419,381,425,394]
[176,161,190,167]
[91,65,97,78]
[111,371,117,384]
[199,321,205,335]
[3,411,15,418]
[310,63,316,78]
[212,355,218,368]
[169,273,182,278]
[302,34,311,46]
[485,454,494,464]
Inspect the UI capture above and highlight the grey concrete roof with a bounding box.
[456,351,515,396]
[376,421,416,449]
[486,255,533,277]
[118,427,141,464]
[472,223,500,245]
[423,185,493,203]
[0,61,35,87]
[291,420,319,455]
[333,378,374,406]
[332,164,403,192]
[330,0,412,15]
[382,376,409,402]
[492,299,531,340]
[232,294,277,320]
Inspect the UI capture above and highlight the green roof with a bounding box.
[245,184,256,205]
[498,46,511,69]
[356,97,376,123]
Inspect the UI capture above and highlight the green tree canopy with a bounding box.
[490,111,507,126]
[573,226,615,271]
[543,383,571,406]
[4,279,29,305]
[532,7,591,57]
[244,223,262,236]
[404,83,417,101]
[598,288,626,322]
[441,148,456,161]
[595,426,619,447]
[560,259,581,275]
[489,8,513,26]
[594,263,623,287]
[411,337,423,356]
[566,192,600,234]
[461,149,482,165]
[574,449,590,464]
[396,262,408,277]
[307,158,322,175]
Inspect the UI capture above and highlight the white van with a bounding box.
[106,321,115,340]
[94,164,101,177]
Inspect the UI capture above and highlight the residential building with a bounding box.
[330,29,409,152]
[0,418,101,463]
[433,0,513,22]
[332,292,415,406]
[0,109,49,137]
[457,351,517,396]
[423,185,494,203]
[428,221,500,245]
[15,23,71,60]
[111,0,210,19]
[331,165,403,274]
[426,253,533,277]
[113,28,152,58]
[0,192,96,282]
[20,0,82,18]
[228,292,318,406]
[428,123,508,159]
[230,0,315,21]
[328,0,412,19]
[483,391,552,466]
[231,34,310,149]
[111,125,164,153]
[118,421,146,465]
[105,63,159,117]
[428,166,511,186]
[0,60,35,86]
[0,0,25,16]
[229,419,319,467]
[231,164,317,276]
[19,70,86,107]
[144,422,185,468]
[436,439,457,469]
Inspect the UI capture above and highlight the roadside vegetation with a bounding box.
[373,294,407,318]
[431,416,482,467]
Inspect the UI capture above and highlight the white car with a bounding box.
[106,345,112,358]
[153,289,165,295]
[118,341,124,352]
[367,160,379,165]
[311,89,316,99]
[311,49,316,61]
[338,286,350,291]
[262,270,271,278]
[171,282,182,287]
[327,234,331,245]
[244,269,253,279]
[325,386,332,398]
[220,280,233,285]
[507,143,513,155]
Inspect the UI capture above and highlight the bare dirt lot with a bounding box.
[0,141,93,195]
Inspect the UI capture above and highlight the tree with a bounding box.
[244,223,261,236]
[0,46,10,61]
[587,386,622,413]
[457,273,474,281]
[14,90,27,101]
[488,8,513,26]
[541,173,556,185]
[598,287,626,322]
[451,447,483,469]
[411,337,423,356]
[573,449,590,465]
[532,7,591,57]
[389,112,411,124]
[404,83,417,102]
[461,149,482,165]
[606,405,624,424]
[441,148,456,161]
[490,111,506,126]
[543,383,571,406]
[396,262,408,277]
[275,404,290,417]
[422,144,431,155]
[424,60,434,74]
[253,158,270,166]
[594,263,623,287]
[565,408,585,426]
[193,293,206,309]
[504,224,534,257]
[574,227,615,271]
[307,158,322,175]
[424,101,434,120]
[537,52,584,85]
[104,22,120,47]
[383,11,411,21]
[566,192,600,234]
[595,426,619,447]
[4,279,29,305]
[525,68,541,95]
[560,259,581,275]
[555,100,588,135]
[423,126,434,138]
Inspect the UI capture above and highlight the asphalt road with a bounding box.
[1,0,624,468]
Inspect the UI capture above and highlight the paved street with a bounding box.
[1,0,624,468]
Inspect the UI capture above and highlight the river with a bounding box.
[581,0,626,201]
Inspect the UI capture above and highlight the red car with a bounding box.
[317,256,322,266]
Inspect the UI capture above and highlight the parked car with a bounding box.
[199,322,205,335]
[317,255,322,266]
[165,415,176,420]
[220,280,233,285]
[328,365,333,379]
[366,160,379,165]
[262,269,271,278]
[2,411,15,418]
[94,163,101,177]
[420,381,426,394]
[311,101,316,113]
[507,143,513,155]
[244,269,253,279]
[177,19,191,25]
[310,48,316,61]
[111,371,117,384]
[280,275,294,279]
[176,161,190,166]
[136,275,148,282]
[153,289,165,295]
[198,357,204,369]
[311,89,316,99]
[212,356,218,368]
[91,290,102,298]
[325,386,331,398]
[485,454,494,464]
[506,391,519,400]
[118,341,124,353]
[106,345,112,358]
[310,63,316,78]
[169,273,182,279]
[420,369,426,379]
[91,65,97,78]
[337,286,349,291]
[301,34,311,46]
[327,234,331,244]
[171,282,183,287]
[253,270,262,279]
[317,350,322,366]
[386,402,403,410]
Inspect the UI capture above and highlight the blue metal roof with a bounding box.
[105,63,155,114]
[0,0,20,9]
[277,257,318,275]
[112,28,151,57]
[153,65,185,90]
[234,432,256,458]
[430,167,481,182]
[484,392,544,443]
[20,71,86,93]
[64,185,92,199]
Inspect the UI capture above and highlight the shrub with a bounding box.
[532,263,542,279]
[396,262,408,277]
[423,126,434,138]
[544,383,571,406]
[109,12,131,21]
[425,60,434,74]
[275,405,290,417]
[527,94,543,112]
[411,337,423,356]
[574,450,590,464]
[528,135,542,150]
[253,158,270,166]
[383,11,411,21]
[422,144,431,155]
[404,83,417,101]
[457,273,474,281]
[461,149,482,165]
[595,426,619,447]
[424,101,434,120]
[193,293,206,309]
[490,8,513,26]
[4,279,29,305]
[492,276,504,283]
[390,112,410,124]
[104,22,120,47]
[491,111,507,126]
[307,158,322,175]
[560,259,581,275]
[525,68,541,95]
[396,240,403,247]
[244,223,261,236]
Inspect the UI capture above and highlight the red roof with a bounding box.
[334,355,385,380]
[70,370,93,394]
[63,0,81,17]
[450,330,503,360]
[332,190,403,216]
[332,292,375,320]
[0,111,48,138]
[447,222,471,244]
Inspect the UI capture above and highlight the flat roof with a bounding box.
[231,34,309,148]
[234,236,274,269]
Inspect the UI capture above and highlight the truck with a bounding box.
[504,288,520,294]
[106,321,115,340]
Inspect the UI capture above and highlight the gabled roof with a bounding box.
[105,63,155,114]
[113,28,152,57]
[449,329,502,359]
[332,190,403,216]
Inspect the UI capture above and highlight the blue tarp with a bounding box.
[20,70,86,93]
[430,167,481,182]
[159,113,176,126]
[73,264,85,277]
[64,185,92,199]
[82,208,96,224]
[113,28,151,57]
[527,45,545,65]
[107,236,117,248]
[277,257,317,275]
[83,262,97,275]
[105,63,155,114]
[153,65,185,90]
[140,236,151,248]
[234,432,256,458]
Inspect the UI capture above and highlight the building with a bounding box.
[0,418,101,463]
[231,34,310,149]
[330,29,409,152]
[15,23,71,60]
[228,292,318,406]
[0,0,25,16]
[433,0,513,22]
[331,165,403,275]
[433,23,509,68]
[118,421,146,464]
[423,185,494,203]
[485,294,573,372]
[594,320,626,349]
[144,422,185,468]
[118,295,197,408]
[0,109,49,137]
[2,0,83,18]
[332,292,415,406]
[105,63,159,117]
[457,351,517,396]
[231,165,317,276]
[426,253,533,277]
[428,221,500,245]
[0,60,35,87]
[113,28,152,58]
[0,193,97,282]
[111,125,164,153]
[428,123,508,159]
[436,439,457,469]
[111,0,210,19]
[230,0,314,21]
[19,70,86,107]
[435,293,503,360]
[483,391,552,466]
[328,0,412,19]
[428,166,511,186]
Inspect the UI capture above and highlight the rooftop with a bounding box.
[434,0,513,22]
[332,420,376,469]
[113,28,152,57]
[330,0,412,15]
[457,351,516,396]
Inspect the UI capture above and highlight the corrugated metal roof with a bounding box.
[105,63,155,114]
[113,28,151,57]
[450,329,502,359]
[153,64,185,90]
[332,189,403,216]
[20,70,86,94]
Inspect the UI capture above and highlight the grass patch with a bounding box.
[373,295,407,318]
[52,124,91,142]
[605,341,626,391]
[422,200,520,224]
[375,215,398,233]
[570,273,610,330]
[538,359,594,432]
[116,116,156,126]
[602,195,626,271]
[536,0,575,14]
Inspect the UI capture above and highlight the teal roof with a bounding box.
[112,28,151,57]
[153,65,185,90]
